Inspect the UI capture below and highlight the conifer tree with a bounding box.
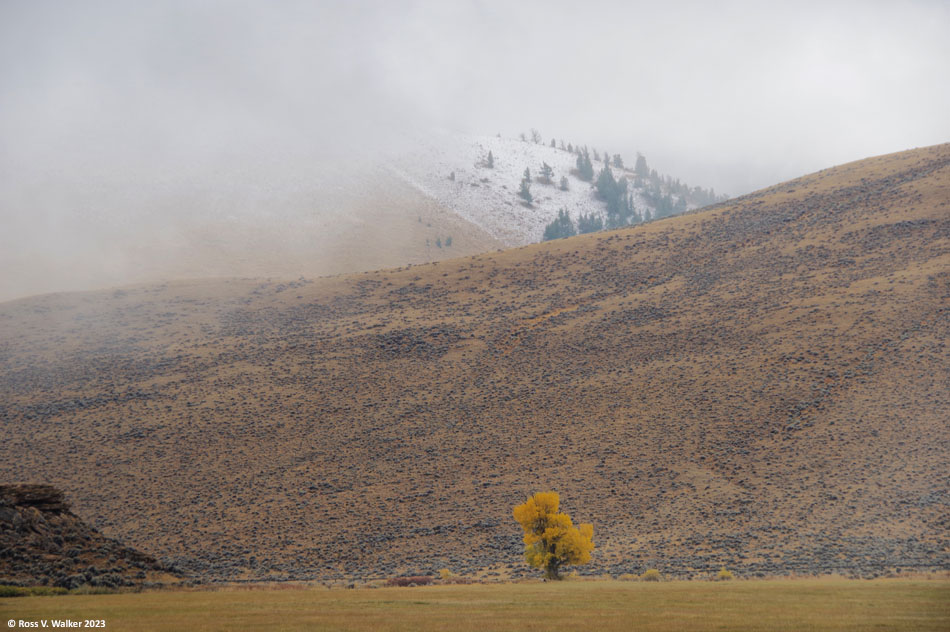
[575,150,594,181]
[577,212,603,234]
[597,165,633,227]
[634,153,649,178]
[543,209,577,240]
[540,162,554,183]
[519,169,533,205]
[596,164,617,200]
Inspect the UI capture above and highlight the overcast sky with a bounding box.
[2,0,948,196]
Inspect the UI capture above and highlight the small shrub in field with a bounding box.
[0,585,28,597]
[364,579,388,589]
[640,569,662,582]
[31,586,69,596]
[70,585,117,595]
[0,585,70,597]
[386,576,433,587]
[617,573,637,581]
[438,569,454,580]
[717,568,734,581]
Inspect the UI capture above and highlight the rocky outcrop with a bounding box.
[0,484,178,588]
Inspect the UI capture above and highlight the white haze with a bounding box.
[1,0,948,300]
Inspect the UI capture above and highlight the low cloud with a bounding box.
[1,0,947,298]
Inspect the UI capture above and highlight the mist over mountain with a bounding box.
[0,126,720,302]
[2,1,949,302]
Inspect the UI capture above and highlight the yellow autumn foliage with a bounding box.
[513,491,594,580]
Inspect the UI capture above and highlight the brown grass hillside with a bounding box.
[1,144,948,582]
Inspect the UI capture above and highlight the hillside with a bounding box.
[391,131,721,245]
[0,484,179,588]
[0,149,503,303]
[0,131,716,304]
[1,143,948,582]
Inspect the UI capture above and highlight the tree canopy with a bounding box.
[595,165,633,227]
[518,169,533,204]
[513,492,594,580]
[575,150,594,181]
[543,209,576,241]
[540,162,554,183]
[577,212,603,234]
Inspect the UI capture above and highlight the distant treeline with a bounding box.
[515,130,727,240]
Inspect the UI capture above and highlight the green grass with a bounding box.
[1,579,947,631]
[0,585,69,598]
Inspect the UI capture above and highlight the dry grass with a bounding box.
[1,144,948,582]
[2,579,948,631]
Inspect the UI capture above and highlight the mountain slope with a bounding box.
[1,131,713,303]
[0,156,503,303]
[1,143,947,581]
[391,131,718,245]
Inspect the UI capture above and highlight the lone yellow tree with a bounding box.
[513,491,594,580]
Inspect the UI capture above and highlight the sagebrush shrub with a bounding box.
[386,576,433,587]
[640,569,662,582]
[717,567,734,581]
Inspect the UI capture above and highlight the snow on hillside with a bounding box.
[389,131,677,246]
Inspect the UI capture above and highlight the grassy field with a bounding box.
[2,579,948,631]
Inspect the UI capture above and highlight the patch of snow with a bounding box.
[388,131,694,245]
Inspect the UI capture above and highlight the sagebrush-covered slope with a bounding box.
[1,144,947,581]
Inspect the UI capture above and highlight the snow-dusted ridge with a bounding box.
[389,131,716,246]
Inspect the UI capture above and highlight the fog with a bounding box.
[2,0,948,300]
